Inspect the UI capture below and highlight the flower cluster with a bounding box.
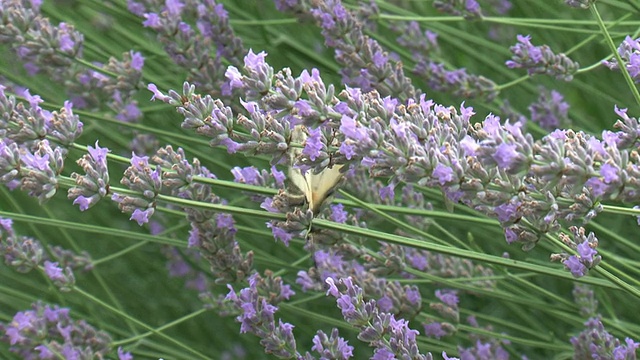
[0,301,131,360]
[418,61,499,100]
[135,0,245,97]
[442,315,515,359]
[111,153,163,226]
[276,0,418,102]
[602,36,640,83]
[0,0,144,122]
[551,226,601,277]
[224,271,301,358]
[68,141,110,211]
[0,217,44,273]
[162,246,210,292]
[506,34,580,81]
[528,88,570,130]
[570,317,639,359]
[572,284,598,317]
[429,1,514,18]
[0,217,89,290]
[152,145,253,284]
[0,87,82,203]
[66,50,145,122]
[153,49,640,257]
[297,248,424,320]
[212,271,360,359]
[0,0,83,77]
[326,277,433,359]
[2,1,640,360]
[423,289,459,339]
[392,21,498,100]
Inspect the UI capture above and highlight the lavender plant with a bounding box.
[1,0,640,359]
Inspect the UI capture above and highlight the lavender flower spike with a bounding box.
[310,328,354,359]
[551,226,601,277]
[325,277,433,359]
[571,316,639,359]
[0,302,115,359]
[506,34,579,81]
[68,141,111,211]
[19,139,65,204]
[602,36,640,83]
[112,153,162,225]
[225,272,298,358]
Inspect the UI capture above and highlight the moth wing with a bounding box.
[308,164,343,214]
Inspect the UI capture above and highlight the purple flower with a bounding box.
[564,256,587,277]
[379,184,395,201]
[432,163,455,185]
[271,166,286,187]
[302,127,324,161]
[130,208,154,226]
[43,261,64,281]
[492,143,519,168]
[329,204,348,223]
[558,227,601,278]
[600,163,620,184]
[112,152,162,225]
[232,166,260,184]
[225,66,244,90]
[118,347,133,360]
[43,260,75,291]
[267,222,294,246]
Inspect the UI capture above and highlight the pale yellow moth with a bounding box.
[289,125,343,214]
